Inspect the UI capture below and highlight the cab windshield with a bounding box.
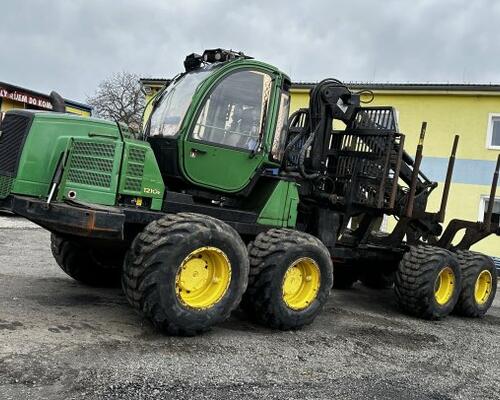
[148,66,218,137]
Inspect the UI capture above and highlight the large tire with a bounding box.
[395,245,461,319]
[242,229,333,330]
[122,213,249,336]
[50,234,124,287]
[332,264,358,289]
[454,250,497,317]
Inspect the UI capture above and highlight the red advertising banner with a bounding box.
[0,86,53,110]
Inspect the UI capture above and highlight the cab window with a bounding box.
[271,91,290,161]
[191,70,273,151]
[148,67,216,137]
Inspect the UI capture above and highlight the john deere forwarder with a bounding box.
[0,49,498,335]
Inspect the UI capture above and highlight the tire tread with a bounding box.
[122,212,248,336]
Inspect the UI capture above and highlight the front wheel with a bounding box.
[122,213,249,336]
[242,229,333,330]
[51,234,124,287]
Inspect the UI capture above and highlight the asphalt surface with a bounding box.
[0,216,499,400]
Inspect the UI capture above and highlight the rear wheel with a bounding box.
[395,245,461,319]
[50,234,124,287]
[122,213,249,336]
[242,229,333,330]
[454,250,497,317]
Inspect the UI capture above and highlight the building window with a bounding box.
[478,196,500,224]
[486,113,500,149]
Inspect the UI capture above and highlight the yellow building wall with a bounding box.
[367,92,500,162]
[291,88,500,257]
[1,98,21,112]
[65,105,91,117]
[142,86,163,127]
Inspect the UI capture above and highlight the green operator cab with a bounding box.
[141,50,299,228]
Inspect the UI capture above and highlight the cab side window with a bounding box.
[271,91,290,161]
[191,70,273,150]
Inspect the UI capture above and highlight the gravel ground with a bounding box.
[0,217,499,400]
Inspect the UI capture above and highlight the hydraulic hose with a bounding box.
[298,126,320,180]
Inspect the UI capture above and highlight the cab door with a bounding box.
[182,70,274,192]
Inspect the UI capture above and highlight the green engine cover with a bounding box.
[8,111,165,210]
[12,113,121,199]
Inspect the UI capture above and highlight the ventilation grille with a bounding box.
[66,140,117,188]
[124,146,146,193]
[127,163,144,177]
[70,155,114,172]
[129,148,146,163]
[72,141,116,158]
[124,177,142,192]
[0,114,31,176]
[0,175,14,199]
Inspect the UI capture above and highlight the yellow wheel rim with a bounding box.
[474,270,493,305]
[282,257,321,310]
[175,246,231,309]
[434,266,455,305]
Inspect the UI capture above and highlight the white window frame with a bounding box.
[478,195,500,222]
[485,113,500,150]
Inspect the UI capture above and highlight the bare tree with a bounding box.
[87,72,144,131]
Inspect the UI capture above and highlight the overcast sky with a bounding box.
[1,0,499,104]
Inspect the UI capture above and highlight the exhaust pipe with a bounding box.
[49,91,66,113]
